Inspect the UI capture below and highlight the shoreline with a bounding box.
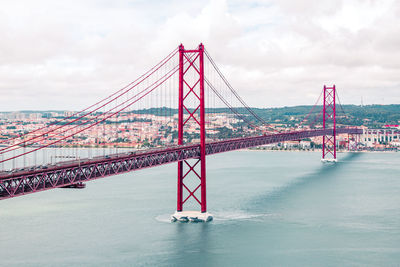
[245,148,398,153]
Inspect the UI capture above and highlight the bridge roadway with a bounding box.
[0,128,362,200]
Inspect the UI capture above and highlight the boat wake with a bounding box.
[213,210,276,222]
[155,210,277,223]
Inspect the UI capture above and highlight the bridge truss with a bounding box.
[0,43,362,214]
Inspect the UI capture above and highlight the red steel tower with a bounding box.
[322,85,337,162]
[176,43,208,215]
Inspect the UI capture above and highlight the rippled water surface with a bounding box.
[1,151,399,266]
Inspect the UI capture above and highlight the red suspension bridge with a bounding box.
[0,44,361,220]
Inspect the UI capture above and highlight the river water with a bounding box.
[0,151,399,266]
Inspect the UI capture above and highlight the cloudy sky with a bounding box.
[0,0,399,111]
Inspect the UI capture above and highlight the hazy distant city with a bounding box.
[1,106,399,152]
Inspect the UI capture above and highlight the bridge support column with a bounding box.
[348,134,358,152]
[347,133,350,151]
[173,43,212,222]
[321,85,337,162]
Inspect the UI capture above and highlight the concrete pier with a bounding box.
[321,158,337,163]
[171,211,213,223]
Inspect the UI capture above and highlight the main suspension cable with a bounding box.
[204,49,269,126]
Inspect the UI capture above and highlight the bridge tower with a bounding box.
[172,43,212,222]
[321,85,337,162]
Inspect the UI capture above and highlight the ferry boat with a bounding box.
[62,182,86,189]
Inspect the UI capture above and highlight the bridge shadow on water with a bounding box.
[162,153,364,265]
[244,152,364,214]
[167,221,213,266]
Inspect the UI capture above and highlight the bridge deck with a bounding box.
[0,128,362,200]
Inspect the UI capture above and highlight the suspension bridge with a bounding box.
[0,43,361,221]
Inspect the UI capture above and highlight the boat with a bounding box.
[62,182,86,189]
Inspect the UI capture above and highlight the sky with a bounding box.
[0,0,399,111]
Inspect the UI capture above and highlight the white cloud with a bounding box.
[0,0,399,110]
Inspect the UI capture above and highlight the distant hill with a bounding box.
[117,105,400,128]
[1,105,399,128]
[250,104,400,128]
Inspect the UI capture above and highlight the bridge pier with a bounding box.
[171,211,213,223]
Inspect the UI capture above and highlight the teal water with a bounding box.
[0,151,399,266]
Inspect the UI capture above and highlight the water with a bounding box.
[1,151,399,266]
